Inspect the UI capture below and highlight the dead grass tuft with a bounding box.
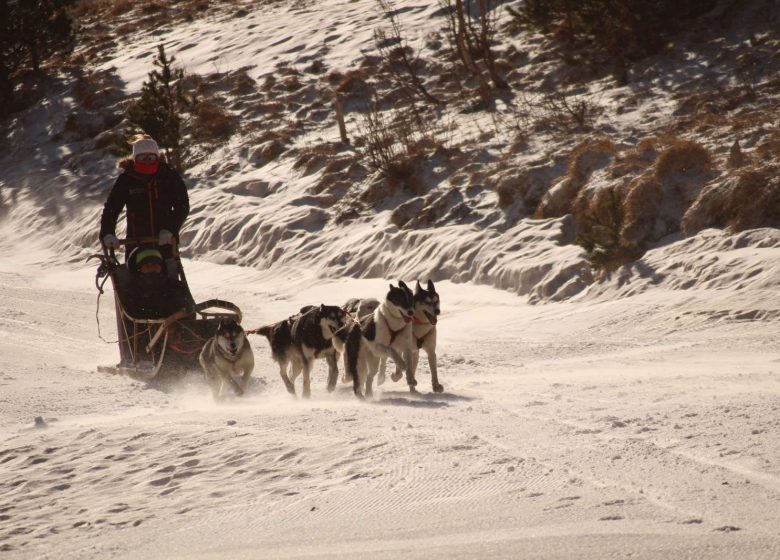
[192,99,235,142]
[621,175,664,245]
[682,165,780,235]
[655,139,714,180]
[536,137,616,218]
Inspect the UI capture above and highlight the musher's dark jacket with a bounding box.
[99,162,189,241]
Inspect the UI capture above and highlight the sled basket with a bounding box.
[91,238,242,380]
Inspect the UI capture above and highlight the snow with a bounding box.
[2,0,780,558]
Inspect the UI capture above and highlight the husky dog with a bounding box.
[340,282,415,399]
[251,306,346,397]
[363,280,443,393]
[199,319,254,399]
[290,304,349,398]
[409,280,443,392]
[249,315,302,395]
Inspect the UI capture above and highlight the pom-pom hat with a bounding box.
[132,138,160,158]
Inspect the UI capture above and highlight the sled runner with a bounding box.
[90,237,242,380]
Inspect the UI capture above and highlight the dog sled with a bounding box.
[90,237,242,381]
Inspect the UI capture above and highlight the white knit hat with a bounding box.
[132,138,160,158]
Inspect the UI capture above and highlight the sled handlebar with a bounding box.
[102,237,181,257]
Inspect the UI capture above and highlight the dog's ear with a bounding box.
[427,279,435,293]
[399,280,409,291]
[415,280,422,294]
[319,303,325,313]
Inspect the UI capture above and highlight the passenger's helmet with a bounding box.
[128,247,164,275]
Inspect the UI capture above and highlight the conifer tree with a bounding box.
[125,45,195,172]
[0,0,75,117]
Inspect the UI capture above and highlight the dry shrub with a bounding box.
[71,70,121,110]
[655,139,714,180]
[232,70,256,95]
[280,76,303,92]
[335,70,368,94]
[249,140,285,166]
[535,177,579,218]
[293,142,341,175]
[727,140,748,170]
[755,129,780,162]
[621,175,663,245]
[193,99,234,142]
[682,165,780,235]
[574,186,643,272]
[535,137,616,218]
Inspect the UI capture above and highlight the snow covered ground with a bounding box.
[2,227,780,559]
[2,0,780,558]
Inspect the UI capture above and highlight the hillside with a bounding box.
[0,0,778,301]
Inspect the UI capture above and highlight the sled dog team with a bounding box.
[199,280,442,400]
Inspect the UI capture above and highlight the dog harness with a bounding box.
[384,315,411,344]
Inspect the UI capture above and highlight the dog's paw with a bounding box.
[390,371,403,382]
[432,383,444,393]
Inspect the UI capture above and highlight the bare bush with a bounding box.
[374,0,443,106]
[536,137,616,218]
[682,165,780,235]
[192,99,235,142]
[356,98,447,182]
[438,0,508,102]
[537,86,603,133]
[509,0,717,81]
[575,186,643,272]
[655,139,714,180]
[621,175,663,245]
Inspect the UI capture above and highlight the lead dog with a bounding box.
[199,318,254,399]
[408,280,443,393]
[337,282,414,399]
[360,280,443,393]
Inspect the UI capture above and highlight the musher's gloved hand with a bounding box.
[158,229,174,246]
[103,234,119,249]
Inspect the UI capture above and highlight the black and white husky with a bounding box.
[342,280,443,395]
[252,305,347,398]
[408,280,443,393]
[249,314,301,395]
[199,319,255,399]
[290,304,348,398]
[336,282,415,399]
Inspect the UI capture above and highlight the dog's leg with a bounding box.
[342,350,352,384]
[377,356,387,385]
[225,373,244,396]
[347,337,363,400]
[365,353,380,399]
[373,343,405,372]
[401,345,418,393]
[278,360,296,395]
[427,349,443,392]
[301,356,313,399]
[326,351,339,393]
[390,356,403,383]
[239,363,254,395]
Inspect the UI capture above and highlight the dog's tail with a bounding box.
[245,325,272,338]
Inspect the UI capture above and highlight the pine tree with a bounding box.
[125,45,195,172]
[0,0,75,117]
